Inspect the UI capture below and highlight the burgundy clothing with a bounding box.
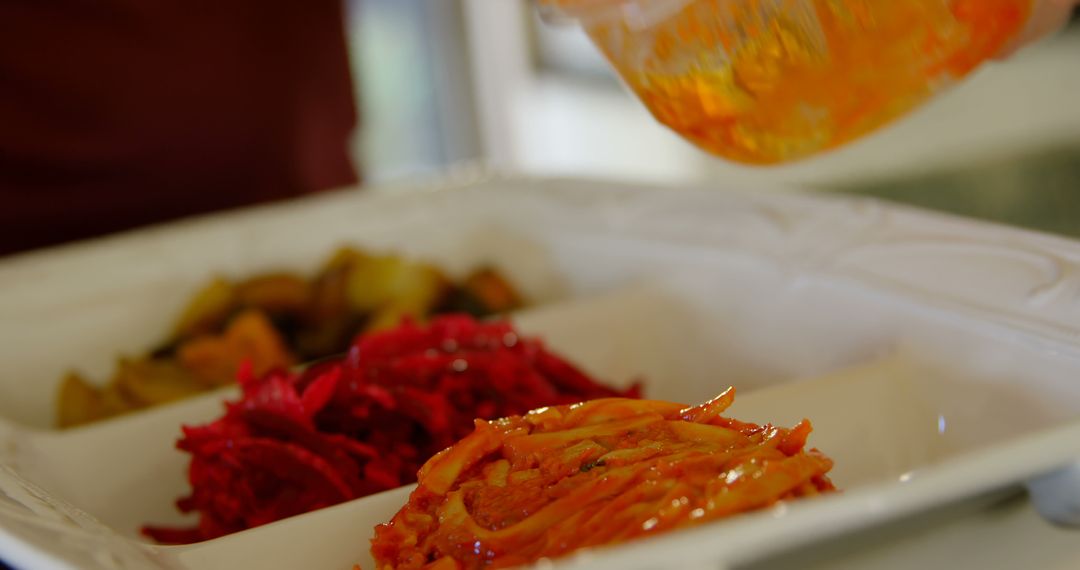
[0,0,358,256]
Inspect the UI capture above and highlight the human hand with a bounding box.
[999,0,1078,57]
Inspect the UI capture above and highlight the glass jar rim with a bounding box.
[537,0,696,30]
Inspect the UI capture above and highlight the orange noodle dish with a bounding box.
[371,388,835,569]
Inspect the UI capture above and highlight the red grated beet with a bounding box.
[142,315,641,543]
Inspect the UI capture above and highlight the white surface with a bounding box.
[2,176,1080,569]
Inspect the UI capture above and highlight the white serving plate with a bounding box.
[2,175,1080,570]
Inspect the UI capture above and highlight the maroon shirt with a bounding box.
[0,0,358,256]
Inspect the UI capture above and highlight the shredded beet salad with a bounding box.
[143,315,640,544]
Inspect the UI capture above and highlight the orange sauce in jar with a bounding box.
[553,0,1032,164]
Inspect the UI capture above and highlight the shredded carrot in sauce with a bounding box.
[371,388,836,569]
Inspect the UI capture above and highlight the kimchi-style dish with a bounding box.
[371,389,835,569]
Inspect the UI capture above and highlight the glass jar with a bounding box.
[538,0,1034,164]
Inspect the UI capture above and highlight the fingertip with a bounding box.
[997,0,1075,59]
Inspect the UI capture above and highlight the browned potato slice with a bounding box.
[320,246,365,272]
[115,358,208,406]
[172,277,237,339]
[224,311,296,377]
[346,255,451,315]
[178,310,296,385]
[364,304,424,333]
[294,314,361,359]
[309,247,362,321]
[460,268,523,314]
[177,331,235,385]
[58,368,154,428]
[57,373,106,428]
[236,273,311,315]
[97,390,128,418]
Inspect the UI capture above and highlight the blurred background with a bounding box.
[353,0,1080,237]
